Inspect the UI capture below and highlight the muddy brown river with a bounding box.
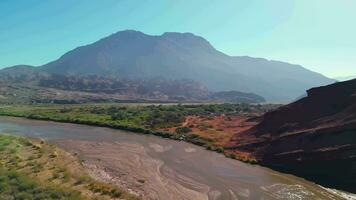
[0,116,355,200]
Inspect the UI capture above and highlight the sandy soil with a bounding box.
[58,140,210,200]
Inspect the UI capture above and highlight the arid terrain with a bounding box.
[0,116,354,200]
[1,2,354,199]
[161,115,259,160]
[228,78,356,193]
[1,80,355,195]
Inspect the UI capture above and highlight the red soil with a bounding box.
[161,114,259,159]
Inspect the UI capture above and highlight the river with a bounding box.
[0,116,354,200]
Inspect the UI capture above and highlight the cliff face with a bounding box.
[229,79,356,192]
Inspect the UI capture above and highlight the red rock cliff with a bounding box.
[229,79,356,192]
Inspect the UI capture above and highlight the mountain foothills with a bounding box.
[0,30,334,103]
[0,72,264,104]
[228,78,356,192]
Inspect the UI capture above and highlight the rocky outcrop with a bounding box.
[229,79,356,192]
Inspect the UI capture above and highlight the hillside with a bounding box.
[2,30,334,102]
[0,74,265,104]
[228,79,356,192]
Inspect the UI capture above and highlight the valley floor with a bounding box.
[0,103,277,163]
[0,116,355,200]
[1,103,355,199]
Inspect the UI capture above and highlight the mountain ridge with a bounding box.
[1,30,334,102]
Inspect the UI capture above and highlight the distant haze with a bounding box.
[334,75,356,82]
[0,0,355,77]
[1,30,334,102]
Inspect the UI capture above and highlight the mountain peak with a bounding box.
[101,30,149,43]
[112,29,146,36]
[8,30,334,102]
[162,32,196,37]
[160,32,215,51]
[108,30,209,43]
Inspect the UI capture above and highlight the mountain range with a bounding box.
[1,30,334,102]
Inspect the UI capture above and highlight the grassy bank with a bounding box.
[0,134,139,200]
[0,103,277,163]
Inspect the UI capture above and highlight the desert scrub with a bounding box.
[0,103,276,132]
[0,134,139,200]
[0,103,274,164]
[0,168,82,200]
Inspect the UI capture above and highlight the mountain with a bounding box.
[0,65,40,79]
[1,30,334,101]
[228,78,356,192]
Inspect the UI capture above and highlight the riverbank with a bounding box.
[0,134,139,200]
[0,116,354,200]
[0,103,277,163]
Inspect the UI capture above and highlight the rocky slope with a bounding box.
[228,79,356,192]
[0,74,265,104]
[2,30,334,101]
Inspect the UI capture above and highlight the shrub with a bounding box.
[215,147,224,153]
[175,127,192,134]
[228,153,236,159]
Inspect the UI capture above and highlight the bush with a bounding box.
[228,153,236,159]
[0,168,82,200]
[175,127,192,134]
[215,147,224,153]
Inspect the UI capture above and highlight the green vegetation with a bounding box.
[0,134,139,200]
[0,103,277,162]
[0,103,273,129]
[0,169,81,200]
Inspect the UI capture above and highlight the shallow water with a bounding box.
[0,116,354,200]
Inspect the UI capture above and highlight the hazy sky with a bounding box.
[0,0,355,77]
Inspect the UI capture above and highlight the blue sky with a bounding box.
[0,0,355,77]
